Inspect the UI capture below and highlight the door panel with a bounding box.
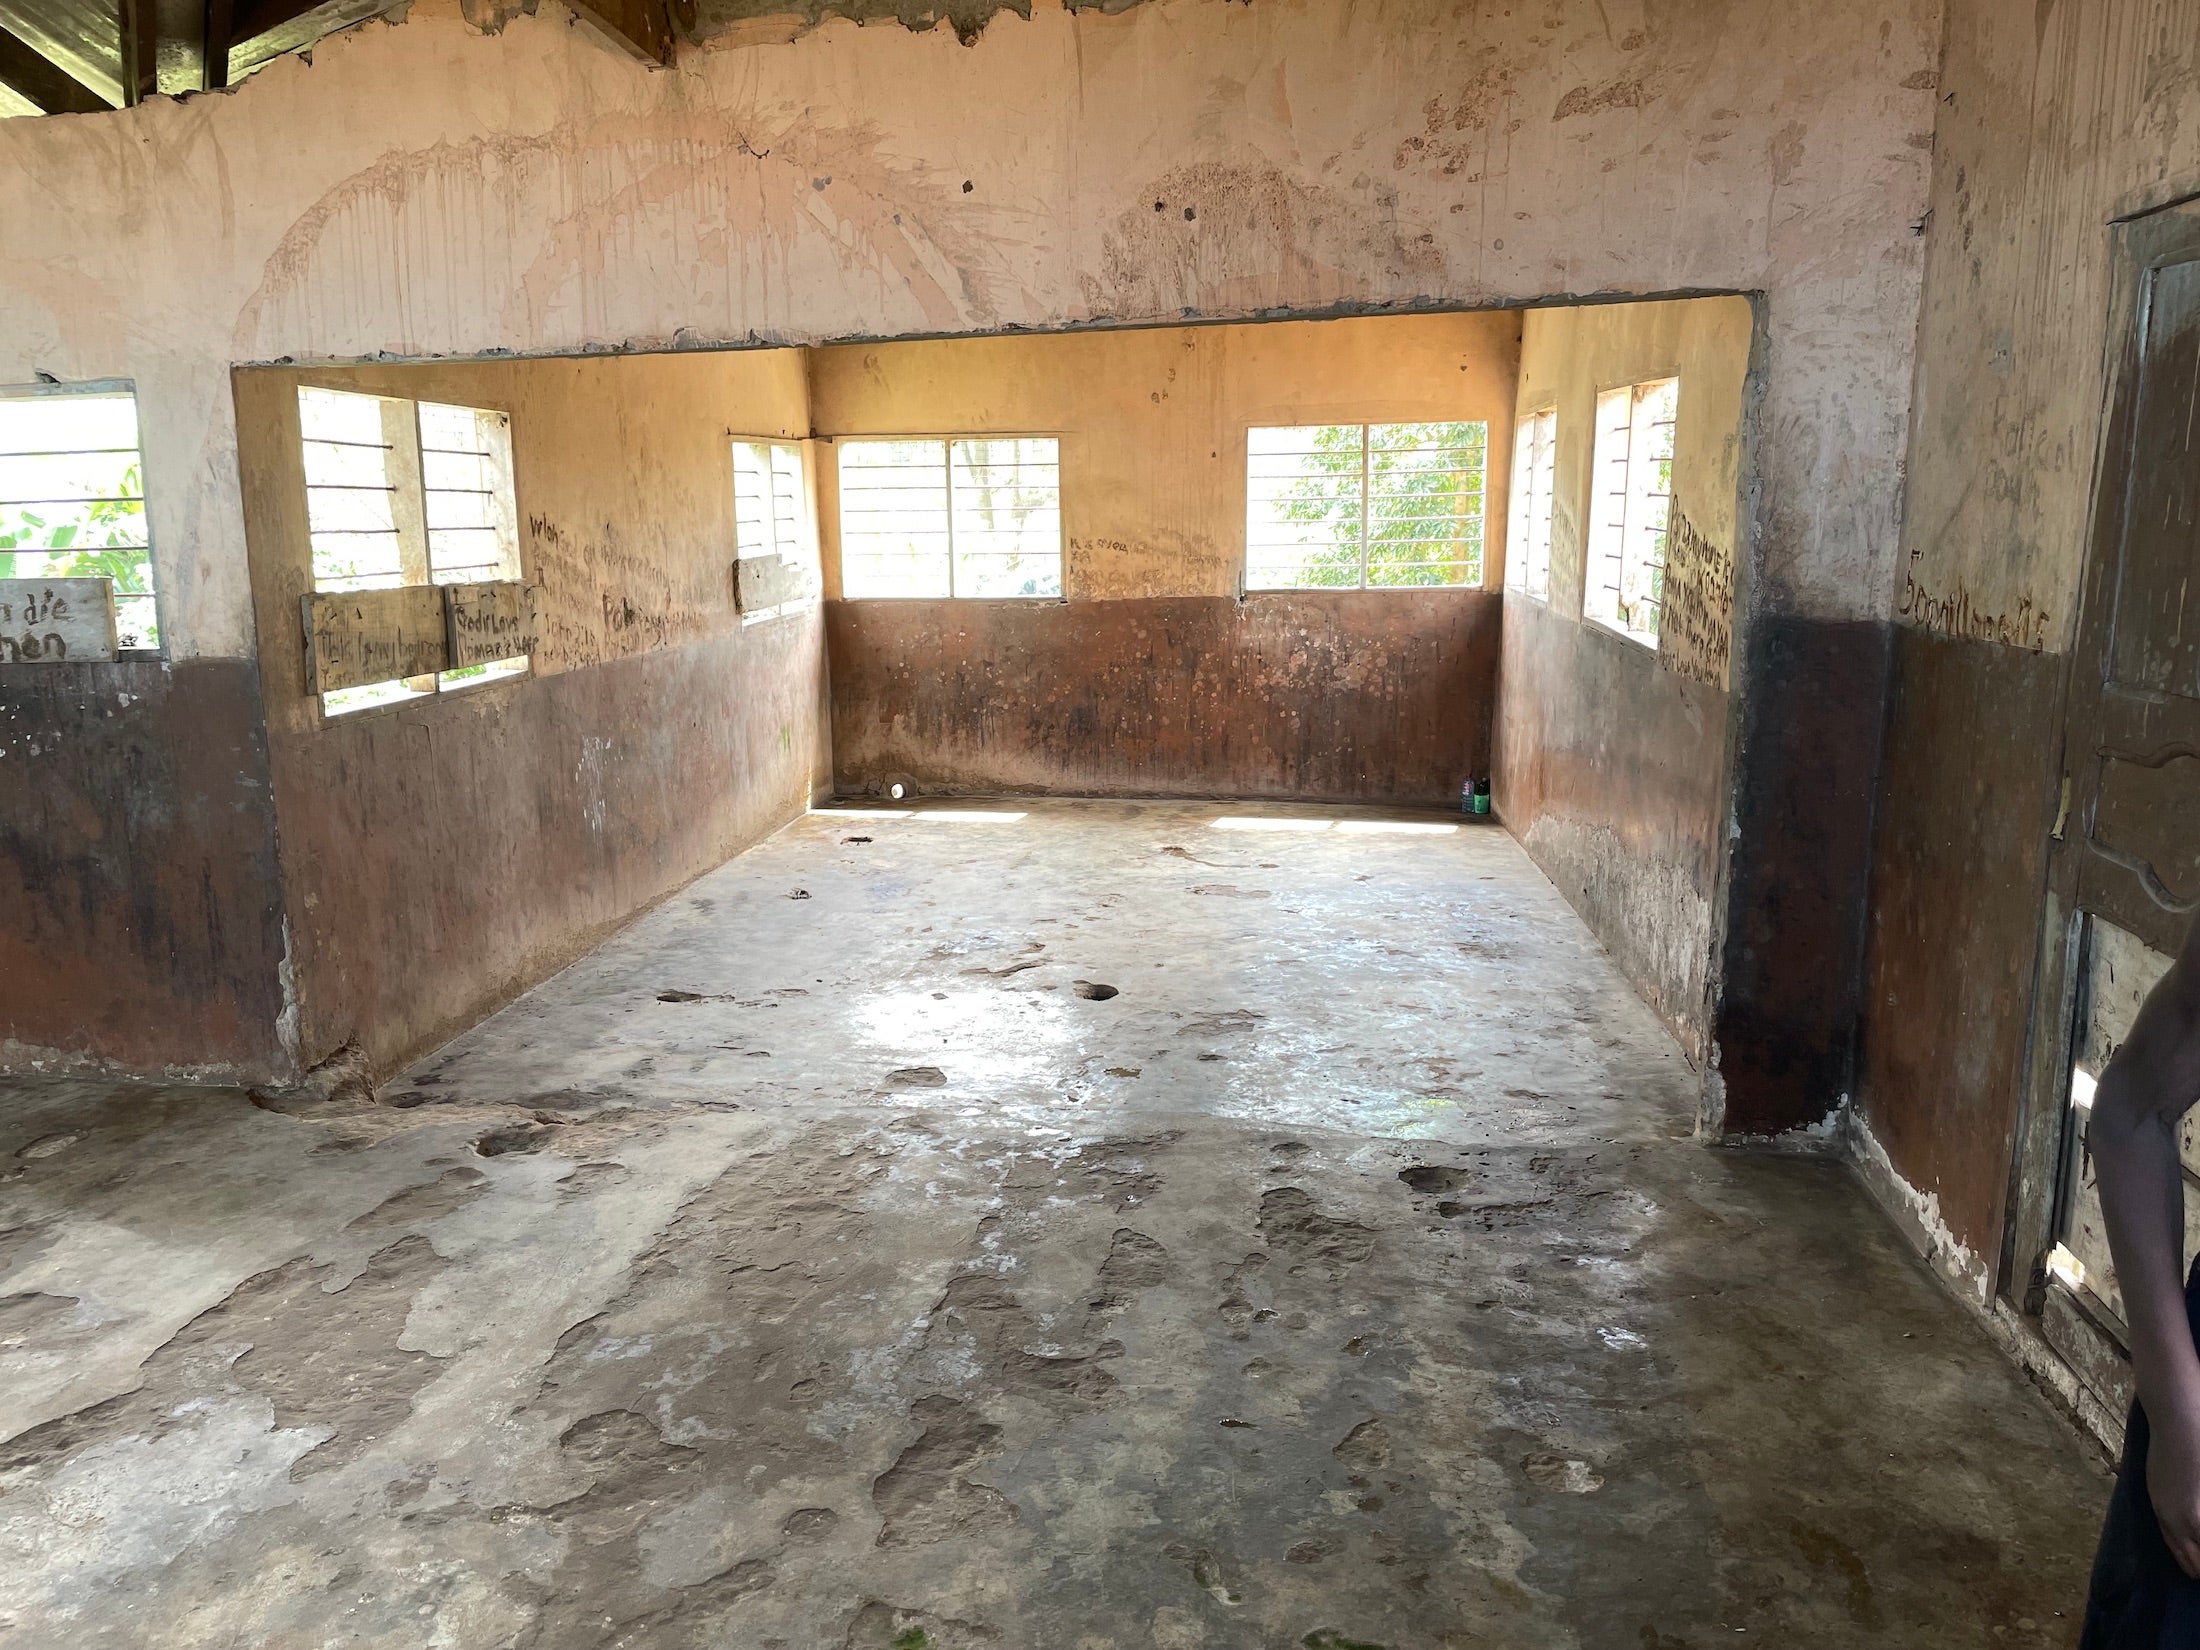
[2095,751,2200,916]
[2013,199,2200,1429]
[2110,256,2200,698]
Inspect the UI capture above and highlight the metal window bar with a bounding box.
[1590,391,1632,626]
[838,441,954,599]
[299,389,525,708]
[1618,381,1677,638]
[948,438,1060,598]
[420,402,516,587]
[1249,423,1484,591]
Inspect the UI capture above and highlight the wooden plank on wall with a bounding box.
[301,584,446,694]
[1657,506,1734,691]
[0,578,117,661]
[735,555,817,615]
[443,580,537,668]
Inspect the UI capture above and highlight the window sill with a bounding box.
[1241,584,1485,596]
[835,594,1068,604]
[316,662,532,727]
[1585,613,1660,651]
[0,648,167,667]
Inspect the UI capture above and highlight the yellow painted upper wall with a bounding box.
[235,347,811,731]
[1513,296,1754,686]
[807,312,1523,600]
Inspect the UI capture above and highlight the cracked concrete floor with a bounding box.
[0,799,2105,1648]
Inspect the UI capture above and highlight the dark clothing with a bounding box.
[2084,1257,2200,1648]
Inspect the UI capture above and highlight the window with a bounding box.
[1245,422,1486,590]
[734,441,807,563]
[418,401,519,587]
[733,440,820,623]
[0,384,158,651]
[837,437,1061,599]
[1505,407,1556,602]
[300,386,526,715]
[1585,378,1679,645]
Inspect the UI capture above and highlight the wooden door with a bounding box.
[2013,199,2200,1428]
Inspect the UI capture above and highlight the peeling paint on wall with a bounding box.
[1849,1108,1992,1308]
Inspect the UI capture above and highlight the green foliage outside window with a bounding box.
[1265,422,1483,588]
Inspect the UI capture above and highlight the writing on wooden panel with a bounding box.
[444,580,538,668]
[302,585,447,694]
[1656,508,1733,691]
[0,579,118,663]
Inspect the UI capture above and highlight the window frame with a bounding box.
[1584,376,1679,649]
[0,378,164,657]
[1242,420,1490,594]
[834,433,1065,602]
[1504,404,1557,603]
[297,385,529,719]
[731,436,821,624]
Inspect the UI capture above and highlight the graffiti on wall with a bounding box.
[1897,571,2052,651]
[1657,508,1732,691]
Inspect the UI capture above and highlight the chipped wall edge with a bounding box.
[0,1037,275,1090]
[1846,1107,2123,1460]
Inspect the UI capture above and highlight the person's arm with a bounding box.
[2090,915,2200,1578]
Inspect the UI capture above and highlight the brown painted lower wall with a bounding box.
[1853,623,2066,1263]
[270,615,831,1075]
[0,659,288,1079]
[1492,593,1727,1065]
[825,592,1499,805]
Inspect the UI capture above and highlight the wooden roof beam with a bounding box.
[203,0,235,89]
[226,0,403,82]
[127,0,237,92]
[564,0,682,67]
[229,0,334,44]
[0,22,111,112]
[119,0,156,103]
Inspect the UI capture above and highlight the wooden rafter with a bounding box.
[7,0,675,117]
[118,0,156,103]
[204,0,235,89]
[565,0,680,67]
[226,0,402,82]
[229,0,335,43]
[0,23,109,112]
[117,0,247,99]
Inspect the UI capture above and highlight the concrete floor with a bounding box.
[0,799,2105,1648]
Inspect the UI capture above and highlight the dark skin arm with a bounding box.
[2090,914,2200,1579]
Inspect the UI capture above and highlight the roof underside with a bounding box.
[0,0,422,115]
[0,0,723,116]
[0,0,1065,116]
